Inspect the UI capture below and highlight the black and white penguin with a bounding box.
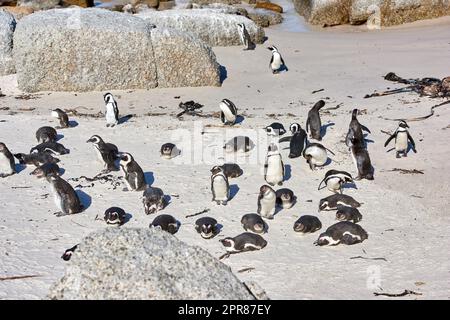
[119,152,146,191]
[345,109,371,148]
[264,143,284,186]
[220,233,267,253]
[267,45,287,74]
[276,188,296,209]
[293,215,322,233]
[51,108,69,129]
[160,143,181,159]
[241,213,266,234]
[303,143,334,170]
[86,135,118,173]
[0,142,16,178]
[318,169,354,194]
[224,136,255,153]
[319,194,361,211]
[384,120,417,158]
[61,244,78,261]
[237,23,255,50]
[314,221,368,246]
[306,100,325,141]
[30,141,69,155]
[30,162,60,179]
[282,123,307,158]
[102,207,127,225]
[265,122,286,136]
[219,99,238,125]
[211,163,243,179]
[257,185,276,219]
[46,173,83,217]
[350,138,374,180]
[195,217,220,239]
[336,206,362,223]
[36,126,57,143]
[14,152,60,167]
[150,214,179,235]
[103,92,119,127]
[142,186,167,215]
[211,166,230,205]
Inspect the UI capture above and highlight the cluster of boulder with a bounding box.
[293,0,450,27]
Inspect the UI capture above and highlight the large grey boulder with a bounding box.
[13,8,220,92]
[293,0,351,26]
[137,9,265,47]
[0,10,16,76]
[18,0,61,10]
[48,228,258,300]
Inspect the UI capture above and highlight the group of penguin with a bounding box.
[0,67,419,260]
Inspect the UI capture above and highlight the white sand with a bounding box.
[1,16,450,300]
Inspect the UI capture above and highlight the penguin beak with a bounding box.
[86,138,93,143]
[267,47,273,51]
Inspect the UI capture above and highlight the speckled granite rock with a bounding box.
[246,7,283,27]
[48,228,257,300]
[0,10,16,75]
[17,0,61,10]
[293,0,351,26]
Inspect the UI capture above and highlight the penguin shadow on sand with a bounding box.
[118,114,133,125]
[229,184,240,201]
[122,212,133,225]
[14,163,27,174]
[56,134,64,141]
[75,189,92,211]
[68,120,79,128]
[320,122,335,139]
[363,133,374,145]
[219,65,228,83]
[284,164,292,182]
[58,167,66,176]
[144,172,155,186]
[342,181,358,191]
[235,115,245,125]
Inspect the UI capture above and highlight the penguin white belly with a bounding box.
[271,53,282,70]
[106,103,117,124]
[343,231,361,241]
[50,184,64,212]
[308,147,327,166]
[266,156,283,185]
[94,146,104,164]
[350,151,359,174]
[0,153,13,174]
[326,177,342,193]
[220,103,236,123]
[213,176,228,201]
[260,196,276,217]
[395,132,408,151]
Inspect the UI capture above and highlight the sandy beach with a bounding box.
[1,13,450,299]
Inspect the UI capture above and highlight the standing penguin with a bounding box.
[51,108,70,129]
[0,142,16,178]
[345,109,371,148]
[267,46,288,74]
[86,135,118,173]
[257,185,276,219]
[384,120,417,158]
[350,138,374,180]
[237,23,255,50]
[264,143,284,186]
[219,99,238,125]
[279,123,307,158]
[211,166,230,205]
[306,100,325,141]
[119,152,146,191]
[46,173,83,217]
[103,92,119,127]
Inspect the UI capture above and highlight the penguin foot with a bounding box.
[222,201,228,206]
[278,182,283,186]
[122,188,129,192]
[53,211,67,217]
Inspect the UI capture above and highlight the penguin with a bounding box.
[267,45,287,74]
[275,188,296,209]
[102,207,126,225]
[160,143,181,159]
[306,100,325,141]
[220,233,267,253]
[14,152,60,167]
[265,122,286,136]
[86,135,119,173]
[224,136,255,153]
[336,206,362,223]
[384,120,417,158]
[211,163,243,179]
[0,142,16,178]
[293,215,322,233]
[237,23,255,50]
[46,173,83,217]
[241,213,266,234]
[103,92,119,127]
[30,162,60,179]
[142,186,167,215]
[318,169,354,194]
[264,143,284,186]
[30,141,69,155]
[36,126,57,143]
[350,138,374,180]
[51,108,69,129]
[119,152,146,191]
[257,184,276,219]
[319,194,361,211]
[61,244,78,261]
[150,214,179,235]
[345,109,371,148]
[303,143,334,170]
[195,217,220,239]
[283,123,307,158]
[211,166,230,205]
[314,221,368,246]
[219,99,238,125]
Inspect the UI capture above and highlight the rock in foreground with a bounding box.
[48,228,259,300]
[0,10,16,76]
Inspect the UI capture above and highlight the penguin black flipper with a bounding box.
[407,132,417,152]
[281,57,287,71]
[384,133,396,147]
[269,55,273,68]
[305,117,310,133]
[360,124,371,133]
[220,111,225,124]
[279,136,292,143]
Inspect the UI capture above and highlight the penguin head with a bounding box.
[293,222,306,233]
[280,192,291,202]
[352,109,359,119]
[200,224,215,238]
[13,153,26,164]
[30,167,46,179]
[267,46,278,52]
[0,142,6,152]
[104,207,125,224]
[86,135,102,144]
[119,152,133,164]
[335,211,348,221]
[210,165,223,176]
[399,120,409,129]
[237,23,244,30]
[220,237,235,248]
[103,92,114,103]
[167,223,179,235]
[289,123,301,133]
[260,185,274,196]
[314,233,331,246]
[265,126,275,135]
[318,199,329,211]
